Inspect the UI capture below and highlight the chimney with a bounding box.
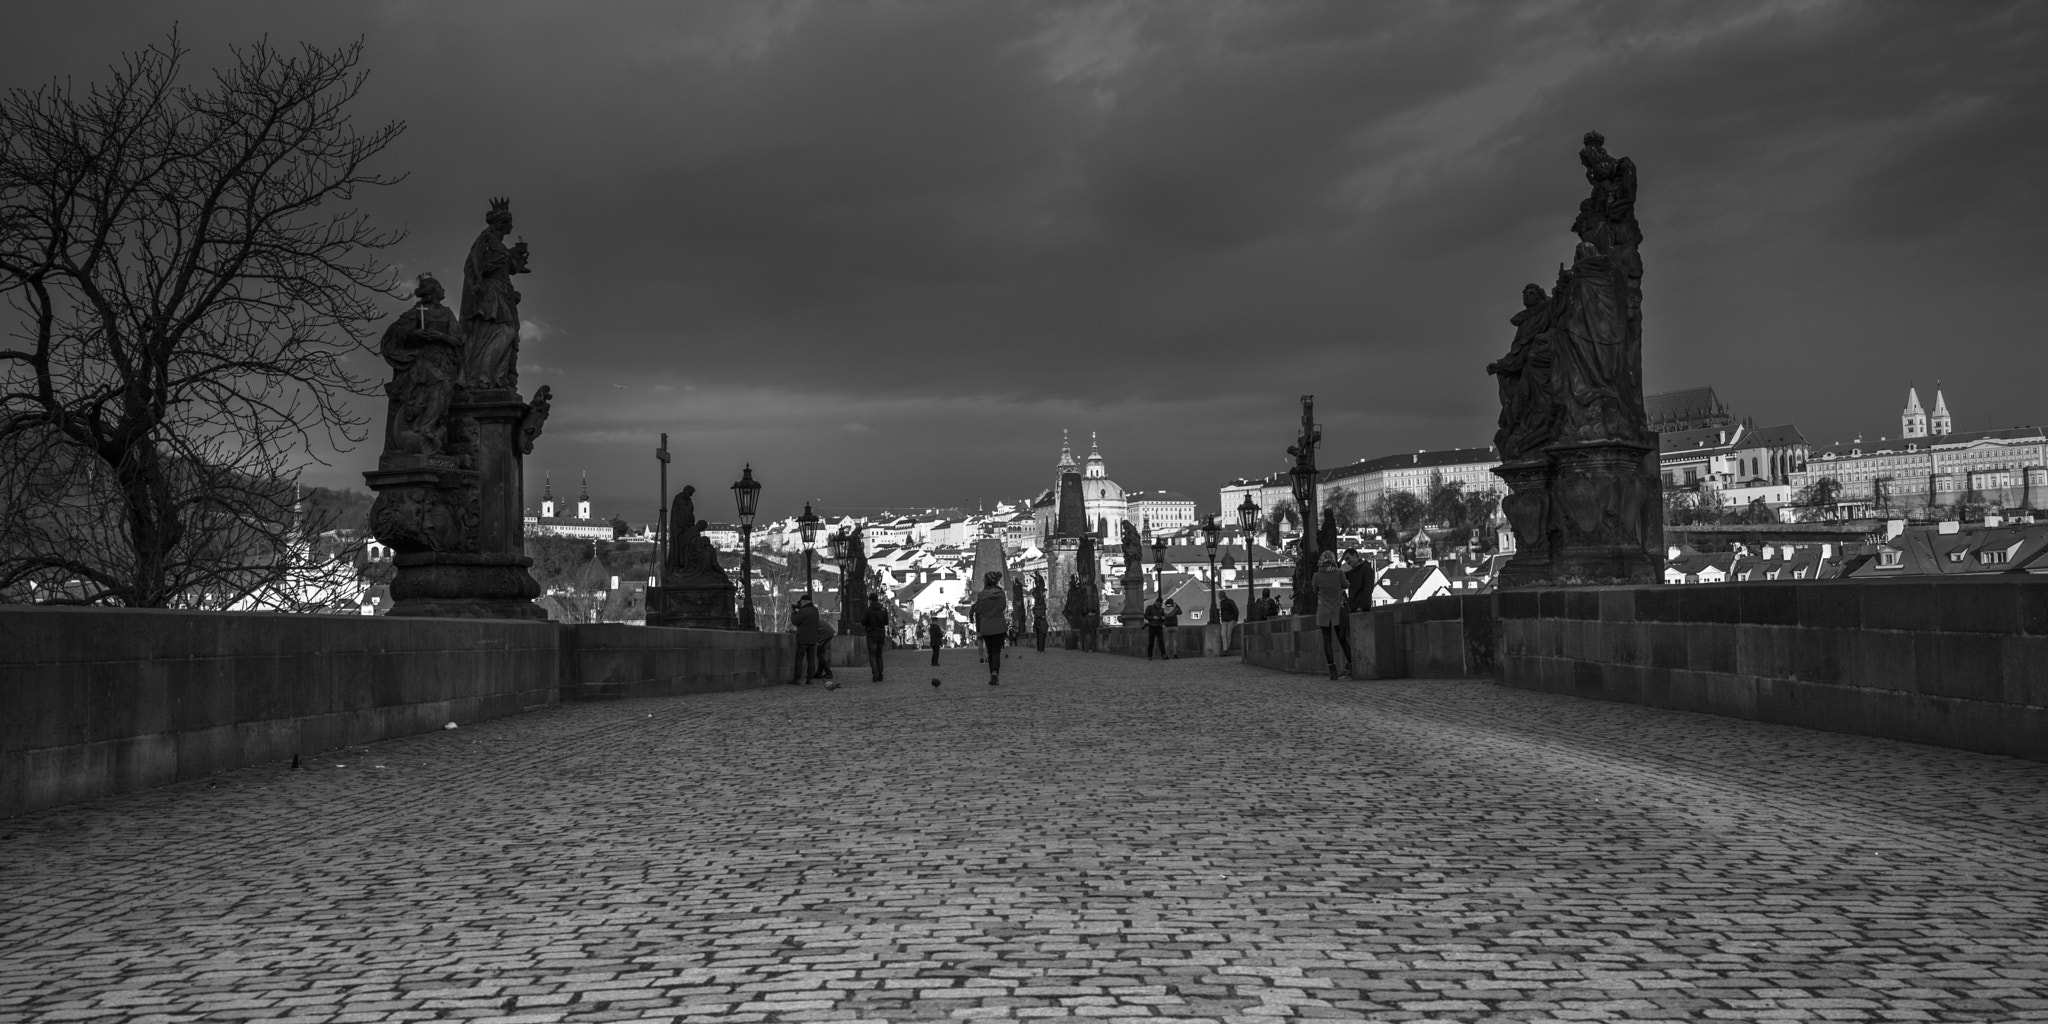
[1985,514,2003,528]
[1886,518,1906,539]
[1938,520,1960,535]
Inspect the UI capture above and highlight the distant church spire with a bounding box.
[1085,430,1107,479]
[578,471,590,501]
[1056,430,1078,471]
[542,472,554,500]
[1931,382,1952,436]
[1902,384,1927,439]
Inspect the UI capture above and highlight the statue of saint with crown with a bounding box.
[461,196,531,392]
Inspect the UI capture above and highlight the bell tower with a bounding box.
[1931,383,1951,436]
[577,472,592,520]
[540,472,556,518]
[1902,385,1926,439]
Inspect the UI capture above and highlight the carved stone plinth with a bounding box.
[651,579,738,630]
[366,390,543,620]
[1117,567,1146,626]
[1492,459,1555,589]
[1546,441,1662,586]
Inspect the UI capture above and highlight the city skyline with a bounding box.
[5,2,2042,521]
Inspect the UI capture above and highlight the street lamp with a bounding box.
[798,502,820,596]
[1237,492,1260,622]
[1202,513,1221,626]
[1151,534,1169,606]
[730,463,761,630]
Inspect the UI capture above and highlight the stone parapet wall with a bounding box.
[1058,625,1221,658]
[1238,596,1495,680]
[1,607,796,817]
[563,624,797,699]
[1495,578,2048,761]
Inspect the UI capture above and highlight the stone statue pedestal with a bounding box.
[366,390,543,620]
[1547,441,1661,586]
[1492,459,1555,589]
[1493,445,1660,588]
[1046,537,1080,628]
[1117,567,1146,626]
[651,578,737,630]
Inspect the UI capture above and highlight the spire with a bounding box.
[1084,430,1106,478]
[1931,380,1951,435]
[578,471,590,501]
[1902,384,1927,439]
[542,472,554,500]
[1056,430,1078,471]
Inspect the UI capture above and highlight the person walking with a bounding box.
[812,606,836,682]
[789,595,821,685]
[861,593,892,682]
[1313,550,1354,679]
[1032,603,1048,652]
[927,613,946,668]
[1218,592,1240,653]
[1163,598,1182,659]
[971,571,1008,685]
[1143,598,1168,660]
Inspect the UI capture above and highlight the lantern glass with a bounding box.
[1290,464,1314,504]
[827,528,846,560]
[798,502,819,547]
[1237,494,1259,535]
[731,464,761,526]
[1202,514,1221,552]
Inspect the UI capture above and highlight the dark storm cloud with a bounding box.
[5,0,2044,518]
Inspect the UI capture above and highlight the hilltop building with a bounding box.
[526,472,617,540]
[1792,386,2048,515]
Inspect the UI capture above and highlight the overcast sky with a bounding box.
[7,1,2044,524]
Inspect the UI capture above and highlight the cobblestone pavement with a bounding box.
[5,649,2048,1023]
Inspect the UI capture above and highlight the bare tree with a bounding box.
[0,34,404,606]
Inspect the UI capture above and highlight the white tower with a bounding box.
[541,473,556,518]
[1902,386,1927,439]
[577,472,592,520]
[1930,383,1951,436]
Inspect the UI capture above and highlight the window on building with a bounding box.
[1982,548,2011,565]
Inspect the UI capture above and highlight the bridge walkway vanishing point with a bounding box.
[3,648,2047,1023]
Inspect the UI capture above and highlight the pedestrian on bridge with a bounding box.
[1163,598,1182,658]
[1313,550,1354,680]
[1144,598,1168,660]
[1218,592,1239,653]
[926,613,945,667]
[1255,588,1282,621]
[789,595,822,685]
[861,593,892,682]
[971,570,1008,686]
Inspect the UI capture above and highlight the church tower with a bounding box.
[1055,429,1078,479]
[541,472,556,518]
[1085,431,1106,479]
[577,472,592,520]
[1902,386,1927,439]
[1931,383,1952,436]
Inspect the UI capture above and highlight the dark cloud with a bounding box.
[5,0,2043,521]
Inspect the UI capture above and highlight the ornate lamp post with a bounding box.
[798,502,820,596]
[1237,493,1260,621]
[730,463,761,630]
[1202,513,1221,624]
[826,526,848,630]
[1152,534,1169,605]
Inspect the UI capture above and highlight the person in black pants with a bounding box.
[970,571,1009,685]
[861,593,892,682]
[1144,599,1168,660]
[927,614,946,667]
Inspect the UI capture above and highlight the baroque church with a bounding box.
[1031,432,1129,542]
[526,472,621,540]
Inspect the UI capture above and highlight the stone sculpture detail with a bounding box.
[363,199,547,619]
[460,197,531,392]
[379,274,462,457]
[1488,132,1661,586]
[652,484,739,629]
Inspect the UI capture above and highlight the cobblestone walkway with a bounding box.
[5,649,2048,1023]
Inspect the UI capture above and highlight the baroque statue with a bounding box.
[1487,131,1660,587]
[666,486,725,581]
[1487,283,1555,461]
[460,197,531,391]
[378,273,462,457]
[518,385,551,455]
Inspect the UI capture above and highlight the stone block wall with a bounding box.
[1495,578,2048,761]
[563,624,797,699]
[1,607,799,817]
[1238,596,1495,681]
